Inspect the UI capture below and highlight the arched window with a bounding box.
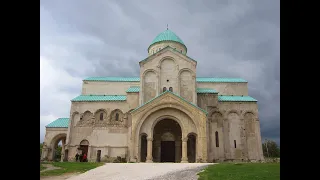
[115,113,119,121]
[234,140,237,148]
[169,87,173,92]
[163,87,167,92]
[215,131,219,147]
[99,113,103,120]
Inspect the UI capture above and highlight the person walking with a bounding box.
[75,153,79,162]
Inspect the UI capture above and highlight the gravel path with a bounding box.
[67,163,214,180]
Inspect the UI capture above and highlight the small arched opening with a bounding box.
[79,140,89,162]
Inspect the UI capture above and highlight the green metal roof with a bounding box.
[218,95,257,102]
[196,77,247,83]
[150,29,185,47]
[84,76,246,83]
[131,90,207,114]
[46,118,69,128]
[197,88,218,94]
[126,86,140,93]
[71,95,127,102]
[83,77,140,82]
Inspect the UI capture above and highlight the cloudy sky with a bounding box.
[40,0,280,144]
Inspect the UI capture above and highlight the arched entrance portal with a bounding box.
[48,133,67,162]
[152,119,182,163]
[79,140,89,161]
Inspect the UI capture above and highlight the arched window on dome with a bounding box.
[163,87,167,92]
[169,87,173,92]
[99,113,103,120]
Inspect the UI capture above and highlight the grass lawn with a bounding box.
[198,163,280,180]
[40,162,104,176]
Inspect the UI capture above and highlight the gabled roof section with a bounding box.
[83,77,140,82]
[46,118,69,128]
[140,46,197,64]
[71,95,127,102]
[218,95,257,102]
[131,90,207,114]
[197,88,218,94]
[126,86,140,93]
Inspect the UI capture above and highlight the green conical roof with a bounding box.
[150,29,185,47]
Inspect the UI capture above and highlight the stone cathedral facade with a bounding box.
[41,29,264,163]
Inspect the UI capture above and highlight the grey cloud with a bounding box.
[40,0,279,144]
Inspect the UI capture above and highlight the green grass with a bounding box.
[198,163,280,180]
[40,164,46,171]
[40,162,104,176]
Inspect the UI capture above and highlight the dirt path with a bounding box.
[40,164,79,180]
[40,173,79,180]
[41,164,61,173]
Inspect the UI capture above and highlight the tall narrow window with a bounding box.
[163,87,167,92]
[99,113,103,120]
[234,140,237,148]
[115,113,119,121]
[215,131,219,147]
[169,87,173,92]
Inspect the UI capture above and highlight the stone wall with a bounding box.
[206,102,264,162]
[139,49,197,105]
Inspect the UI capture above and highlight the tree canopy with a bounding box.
[262,139,280,158]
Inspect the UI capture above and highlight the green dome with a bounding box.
[150,29,185,47]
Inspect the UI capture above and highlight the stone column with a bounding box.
[61,139,66,162]
[155,140,161,162]
[175,140,181,163]
[146,137,153,163]
[181,137,188,163]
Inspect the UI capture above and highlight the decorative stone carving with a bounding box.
[77,111,94,127]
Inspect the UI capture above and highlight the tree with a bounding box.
[54,145,62,161]
[262,139,280,158]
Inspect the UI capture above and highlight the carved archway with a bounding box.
[48,133,67,161]
[131,92,208,162]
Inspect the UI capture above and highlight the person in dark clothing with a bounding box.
[79,153,83,162]
[75,153,79,162]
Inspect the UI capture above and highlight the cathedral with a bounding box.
[41,29,264,163]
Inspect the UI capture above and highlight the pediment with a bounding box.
[139,46,197,67]
[131,91,207,117]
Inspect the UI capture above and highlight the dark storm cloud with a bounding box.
[40,0,279,144]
